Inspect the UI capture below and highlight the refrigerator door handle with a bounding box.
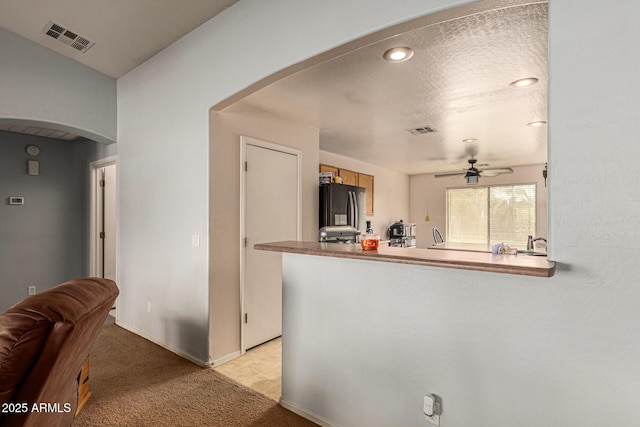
[344,190,350,226]
[347,191,357,227]
[353,191,359,230]
[347,191,353,227]
[345,191,351,226]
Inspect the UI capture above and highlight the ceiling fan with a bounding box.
[435,158,513,184]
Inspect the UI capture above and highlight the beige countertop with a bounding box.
[430,242,493,252]
[255,241,555,278]
[430,242,548,255]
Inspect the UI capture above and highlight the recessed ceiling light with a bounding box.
[527,120,547,127]
[510,77,539,87]
[462,138,477,143]
[383,47,414,62]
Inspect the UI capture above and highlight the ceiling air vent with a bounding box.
[407,126,437,135]
[42,20,95,53]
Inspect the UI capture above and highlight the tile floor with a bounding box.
[214,337,282,401]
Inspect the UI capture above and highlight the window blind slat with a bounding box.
[446,184,536,246]
[446,187,488,244]
[489,185,536,245]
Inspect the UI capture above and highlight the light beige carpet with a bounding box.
[73,322,316,427]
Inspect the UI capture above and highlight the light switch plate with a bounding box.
[424,395,440,425]
[424,395,434,415]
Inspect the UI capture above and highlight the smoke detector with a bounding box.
[42,21,95,53]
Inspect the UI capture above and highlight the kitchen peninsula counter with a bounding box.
[255,240,555,277]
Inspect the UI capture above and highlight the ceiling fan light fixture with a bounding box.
[510,77,539,87]
[527,120,547,127]
[383,47,414,62]
[465,159,480,184]
[466,174,479,184]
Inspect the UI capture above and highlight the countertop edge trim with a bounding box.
[255,242,556,278]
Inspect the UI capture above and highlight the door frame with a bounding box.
[239,136,302,354]
[89,155,118,283]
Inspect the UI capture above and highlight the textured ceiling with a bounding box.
[239,1,548,175]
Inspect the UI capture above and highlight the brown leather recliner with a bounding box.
[0,278,118,427]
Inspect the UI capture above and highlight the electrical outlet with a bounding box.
[192,234,200,247]
[28,286,36,296]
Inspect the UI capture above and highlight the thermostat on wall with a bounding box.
[8,196,25,205]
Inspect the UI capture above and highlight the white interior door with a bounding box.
[243,138,299,350]
[102,164,117,281]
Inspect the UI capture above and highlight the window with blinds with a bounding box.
[446,184,536,246]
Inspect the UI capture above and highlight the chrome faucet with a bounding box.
[526,236,547,251]
[530,237,547,253]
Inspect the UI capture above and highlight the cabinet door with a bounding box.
[358,173,374,215]
[319,164,339,176]
[339,168,358,186]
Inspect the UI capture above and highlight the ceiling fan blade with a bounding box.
[479,167,513,177]
[435,171,466,178]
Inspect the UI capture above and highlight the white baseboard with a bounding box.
[212,350,242,367]
[114,320,211,367]
[279,399,338,427]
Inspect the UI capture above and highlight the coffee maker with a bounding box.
[388,220,416,248]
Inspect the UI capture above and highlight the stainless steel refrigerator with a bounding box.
[319,183,367,233]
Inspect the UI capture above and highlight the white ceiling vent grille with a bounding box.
[42,20,95,53]
[407,126,437,135]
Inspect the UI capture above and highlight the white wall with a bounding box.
[410,164,548,248]
[116,1,640,425]
[276,1,640,426]
[116,0,475,364]
[0,28,116,144]
[282,254,561,426]
[320,151,410,237]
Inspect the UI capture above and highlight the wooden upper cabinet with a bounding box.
[339,168,358,186]
[358,173,374,216]
[319,164,339,176]
[319,164,374,216]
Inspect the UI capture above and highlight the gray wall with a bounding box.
[0,27,116,312]
[0,131,101,312]
[0,28,116,144]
